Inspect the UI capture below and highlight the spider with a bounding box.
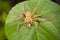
[11,2,54,32]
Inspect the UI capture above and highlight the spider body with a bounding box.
[23,10,41,27]
[24,11,33,26]
[12,2,54,32]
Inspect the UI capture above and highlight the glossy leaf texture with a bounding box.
[5,0,60,40]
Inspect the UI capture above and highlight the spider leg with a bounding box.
[10,14,23,24]
[37,17,55,21]
[12,10,23,16]
[8,10,24,24]
[34,14,43,18]
[33,21,38,30]
[17,22,24,33]
[22,2,26,14]
[32,2,40,14]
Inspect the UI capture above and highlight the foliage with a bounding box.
[0,1,9,40]
[5,0,60,40]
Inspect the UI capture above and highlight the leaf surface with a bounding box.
[5,0,60,40]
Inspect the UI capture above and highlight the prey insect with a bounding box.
[11,2,54,32]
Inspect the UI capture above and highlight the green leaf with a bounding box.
[5,0,60,40]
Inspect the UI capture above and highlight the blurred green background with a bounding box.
[0,0,60,40]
